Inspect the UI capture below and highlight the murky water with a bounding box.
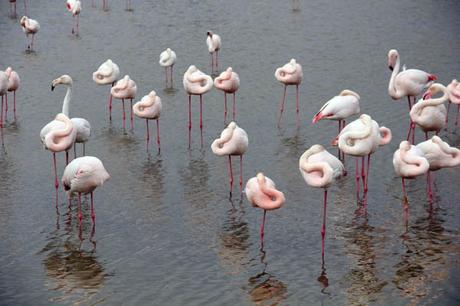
[1,0,460,305]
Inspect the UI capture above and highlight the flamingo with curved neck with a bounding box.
[211,122,248,195]
[446,79,460,127]
[20,16,40,51]
[111,75,137,130]
[159,48,176,89]
[183,65,213,148]
[409,83,447,140]
[214,67,240,123]
[93,59,120,122]
[245,173,285,241]
[206,31,221,73]
[133,90,162,153]
[4,67,20,121]
[299,144,344,261]
[275,58,303,126]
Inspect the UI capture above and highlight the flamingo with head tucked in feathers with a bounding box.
[214,67,240,123]
[110,75,137,129]
[275,59,303,126]
[93,59,120,121]
[133,90,162,153]
[206,31,221,73]
[159,48,176,89]
[446,79,460,127]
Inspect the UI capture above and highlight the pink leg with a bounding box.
[156,119,161,153]
[337,121,341,159]
[31,34,35,51]
[74,144,77,159]
[355,158,360,200]
[188,95,192,149]
[427,171,433,201]
[239,155,243,193]
[5,93,8,119]
[446,102,451,124]
[200,94,203,147]
[91,192,95,222]
[425,131,428,140]
[260,210,267,241]
[77,14,80,35]
[228,155,234,193]
[165,67,168,88]
[321,189,327,262]
[170,65,174,88]
[122,98,126,129]
[456,104,460,127]
[72,16,75,34]
[402,177,407,200]
[296,84,300,114]
[233,93,236,121]
[145,119,150,151]
[130,99,134,129]
[210,53,213,72]
[78,193,83,224]
[361,156,366,192]
[0,96,3,128]
[53,153,59,190]
[277,85,287,126]
[66,150,69,165]
[365,154,370,193]
[216,50,219,70]
[109,83,114,121]
[224,93,227,124]
[13,91,16,121]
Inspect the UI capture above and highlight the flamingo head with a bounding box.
[51,75,73,91]
[387,49,398,71]
[422,83,444,100]
[20,16,28,26]
[5,67,12,77]
[331,135,339,146]
[207,31,213,37]
[312,111,330,123]
[66,2,71,10]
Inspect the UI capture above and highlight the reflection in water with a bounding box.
[180,155,211,210]
[218,200,250,275]
[39,210,107,304]
[246,248,287,306]
[393,206,454,305]
[141,158,165,204]
[342,214,388,305]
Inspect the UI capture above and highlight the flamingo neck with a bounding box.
[388,55,403,99]
[424,86,449,106]
[62,84,72,116]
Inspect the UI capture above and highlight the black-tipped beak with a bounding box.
[388,66,393,71]
[207,31,211,36]
[51,84,55,91]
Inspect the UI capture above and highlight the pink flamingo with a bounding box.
[62,156,110,224]
[211,122,248,195]
[0,72,8,128]
[274,59,303,126]
[409,83,447,141]
[312,89,360,160]
[93,59,120,121]
[446,79,460,127]
[245,173,285,241]
[214,67,240,123]
[299,145,345,261]
[206,31,221,73]
[183,65,213,148]
[133,90,162,153]
[110,75,137,130]
[66,0,81,35]
[20,16,40,51]
[159,48,176,89]
[334,114,392,201]
[416,136,460,201]
[5,67,20,122]
[40,113,77,192]
[387,49,437,143]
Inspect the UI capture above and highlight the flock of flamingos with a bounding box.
[2,0,460,261]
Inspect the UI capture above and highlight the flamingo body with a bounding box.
[214,67,240,94]
[0,72,7,96]
[5,67,20,92]
[416,136,460,171]
[206,32,221,53]
[312,90,360,123]
[111,75,137,99]
[93,59,120,85]
[62,156,110,195]
[66,0,81,15]
[409,83,447,134]
[183,65,213,95]
[41,113,77,152]
[447,79,460,104]
[393,141,429,178]
[211,122,248,156]
[274,59,302,86]
[20,16,40,35]
[159,48,176,67]
[133,90,162,120]
[299,145,344,188]
[245,173,285,211]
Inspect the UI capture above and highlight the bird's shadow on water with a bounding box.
[162,87,179,95]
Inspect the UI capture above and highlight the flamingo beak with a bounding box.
[312,112,324,124]
[388,65,393,71]
[331,136,339,146]
[422,90,432,100]
[51,84,55,91]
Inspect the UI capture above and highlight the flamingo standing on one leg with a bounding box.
[62,156,110,224]
[416,136,460,201]
[387,49,437,143]
[299,145,345,262]
[409,83,447,141]
[133,90,162,153]
[111,75,137,130]
[275,59,303,126]
[206,31,221,74]
[50,75,91,157]
[183,65,213,148]
[214,67,240,124]
[20,16,40,52]
[312,89,360,160]
[334,114,392,202]
[40,113,77,193]
[93,59,120,122]
[211,122,248,195]
[446,79,460,128]
[66,0,81,36]
[0,72,8,128]
[5,67,20,121]
[245,173,285,242]
[159,48,176,89]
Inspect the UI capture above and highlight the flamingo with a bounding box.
[159,48,176,89]
[245,173,285,241]
[211,122,248,195]
[40,113,77,192]
[66,0,81,36]
[93,59,120,121]
[409,83,447,141]
[299,145,345,261]
[387,49,437,142]
[334,114,392,201]
[206,31,221,73]
[0,72,8,128]
[110,75,137,129]
[133,90,162,153]
[446,79,460,127]
[214,67,240,123]
[20,16,40,51]
[416,136,460,201]
[183,65,213,148]
[62,156,110,223]
[393,140,430,201]
[312,89,360,160]
[5,67,20,121]
[274,59,303,126]
[50,75,91,157]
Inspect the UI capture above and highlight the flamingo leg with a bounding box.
[146,119,150,151]
[210,53,213,73]
[361,156,366,192]
[130,99,134,129]
[74,143,77,158]
[91,192,95,222]
[77,14,80,35]
[296,84,300,114]
[260,209,267,241]
[446,102,451,125]
[427,171,433,201]
[337,121,341,159]
[165,67,168,88]
[355,158,360,201]
[5,93,8,119]
[402,177,408,201]
[321,189,327,262]
[66,150,70,165]
[215,50,219,71]
[83,143,86,156]
[77,192,83,224]
[200,94,203,147]
[365,154,371,193]
[122,98,126,129]
[239,155,243,194]
[31,34,35,51]
[425,131,428,140]
[228,155,234,194]
[108,91,113,122]
[456,105,460,127]
[224,93,227,124]
[53,153,59,190]
[277,85,287,126]
[0,96,3,128]
[188,95,192,149]
[13,91,16,121]
[170,65,174,88]
[156,119,161,153]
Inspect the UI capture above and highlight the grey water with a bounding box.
[1,0,460,305]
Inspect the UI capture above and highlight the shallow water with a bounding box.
[1,0,460,305]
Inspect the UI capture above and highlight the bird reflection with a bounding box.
[140,158,165,203]
[246,247,287,306]
[292,0,301,11]
[393,205,452,304]
[218,200,250,274]
[180,155,211,209]
[317,257,329,294]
